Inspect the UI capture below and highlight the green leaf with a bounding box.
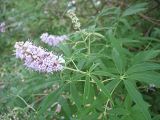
[127,62,160,74]
[124,80,151,120]
[77,107,92,119]
[92,80,121,111]
[89,63,100,72]
[110,36,122,50]
[132,50,160,64]
[70,82,82,108]
[92,32,105,39]
[84,110,99,120]
[20,80,56,95]
[77,59,86,70]
[59,96,71,118]
[105,79,121,93]
[130,104,150,120]
[58,43,72,57]
[92,76,112,101]
[124,95,132,110]
[122,3,147,16]
[153,115,160,120]
[112,48,124,74]
[121,116,134,120]
[92,70,116,77]
[83,76,91,105]
[38,86,65,117]
[128,72,160,86]
[109,108,130,116]
[98,7,120,16]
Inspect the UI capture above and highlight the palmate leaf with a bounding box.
[70,82,82,109]
[128,72,160,86]
[124,95,132,110]
[105,79,120,93]
[124,80,151,120]
[83,76,91,105]
[153,115,160,120]
[83,81,95,106]
[112,48,124,74]
[131,50,160,64]
[83,110,99,120]
[127,62,160,74]
[92,79,121,111]
[122,3,147,16]
[58,96,71,118]
[131,104,151,120]
[109,108,130,116]
[37,85,66,119]
[91,76,112,101]
[109,95,149,120]
[58,43,72,57]
[96,7,121,23]
[98,7,120,17]
[92,70,116,78]
[77,107,99,120]
[21,80,56,95]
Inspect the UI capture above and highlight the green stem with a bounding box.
[65,67,86,75]
[88,35,91,55]
[16,95,36,112]
[71,60,79,70]
[103,79,122,117]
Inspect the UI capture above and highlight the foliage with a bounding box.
[0,0,160,120]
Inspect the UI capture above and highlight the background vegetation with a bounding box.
[0,0,160,120]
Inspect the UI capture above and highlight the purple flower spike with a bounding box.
[40,33,68,46]
[14,41,65,73]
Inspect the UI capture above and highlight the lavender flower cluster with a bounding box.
[14,41,65,73]
[0,22,5,33]
[40,33,68,46]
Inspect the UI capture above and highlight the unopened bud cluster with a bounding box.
[67,10,81,30]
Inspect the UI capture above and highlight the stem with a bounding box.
[102,78,114,83]
[71,60,79,70]
[65,67,86,74]
[88,35,91,55]
[16,95,36,112]
[103,79,122,117]
[66,79,96,84]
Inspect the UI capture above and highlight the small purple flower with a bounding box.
[14,41,65,73]
[40,33,68,46]
[0,22,5,33]
[40,33,48,42]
